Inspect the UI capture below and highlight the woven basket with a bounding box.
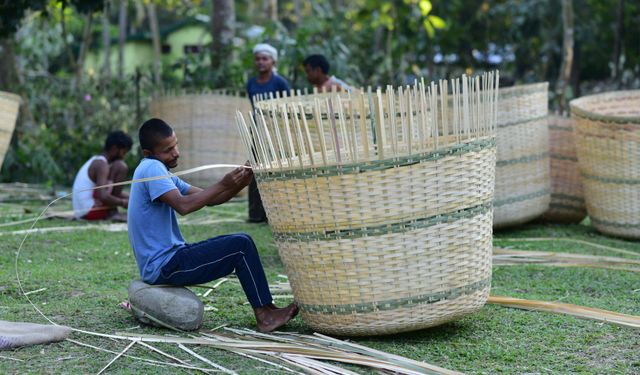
[149,93,252,191]
[0,91,21,170]
[541,114,587,223]
[238,73,499,336]
[571,90,640,239]
[494,82,550,228]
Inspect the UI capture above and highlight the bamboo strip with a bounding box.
[493,237,640,258]
[178,344,237,374]
[96,339,137,375]
[488,296,640,328]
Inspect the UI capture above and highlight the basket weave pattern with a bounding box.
[0,91,21,170]
[150,93,251,189]
[494,83,550,228]
[542,115,586,222]
[237,73,499,335]
[571,90,640,239]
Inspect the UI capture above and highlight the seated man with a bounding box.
[303,54,352,93]
[127,118,298,332]
[72,130,132,221]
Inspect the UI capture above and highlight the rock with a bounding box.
[128,280,204,331]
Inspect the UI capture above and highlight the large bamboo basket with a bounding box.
[571,90,640,239]
[0,91,21,170]
[541,114,587,223]
[494,83,550,228]
[237,73,500,336]
[149,93,252,190]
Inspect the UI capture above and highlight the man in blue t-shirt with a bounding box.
[127,118,298,332]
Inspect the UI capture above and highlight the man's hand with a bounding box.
[220,166,253,190]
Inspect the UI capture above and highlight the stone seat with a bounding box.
[128,280,204,331]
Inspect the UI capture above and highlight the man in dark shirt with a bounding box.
[245,43,291,223]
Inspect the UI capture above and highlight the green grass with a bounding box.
[0,199,639,374]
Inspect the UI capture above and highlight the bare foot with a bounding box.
[254,303,299,332]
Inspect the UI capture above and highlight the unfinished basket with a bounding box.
[571,90,640,239]
[541,114,586,223]
[149,92,252,190]
[237,73,499,336]
[0,91,21,170]
[494,82,550,228]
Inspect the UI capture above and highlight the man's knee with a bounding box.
[109,160,128,182]
[234,233,256,251]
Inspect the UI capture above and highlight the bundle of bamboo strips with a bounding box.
[74,328,462,374]
[236,72,499,335]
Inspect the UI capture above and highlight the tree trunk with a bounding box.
[60,3,78,73]
[556,0,574,114]
[118,0,127,79]
[293,0,301,24]
[146,2,162,87]
[75,13,95,87]
[102,1,112,80]
[211,0,235,88]
[264,0,278,22]
[612,0,625,84]
[0,38,19,91]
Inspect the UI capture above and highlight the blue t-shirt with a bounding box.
[246,73,291,106]
[127,158,191,283]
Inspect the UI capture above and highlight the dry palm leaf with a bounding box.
[488,296,640,329]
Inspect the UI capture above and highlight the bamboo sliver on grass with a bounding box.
[236,72,500,336]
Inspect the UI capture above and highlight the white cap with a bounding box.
[252,43,278,62]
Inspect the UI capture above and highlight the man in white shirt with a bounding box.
[72,131,132,220]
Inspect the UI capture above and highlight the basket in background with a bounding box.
[494,82,550,228]
[571,90,640,239]
[0,91,21,170]
[149,92,252,192]
[541,114,587,223]
[237,73,499,336]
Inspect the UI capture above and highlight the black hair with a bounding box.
[104,130,133,151]
[303,54,330,74]
[138,118,174,151]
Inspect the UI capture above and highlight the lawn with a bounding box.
[0,196,639,374]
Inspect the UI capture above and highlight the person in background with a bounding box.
[72,130,132,221]
[303,54,352,93]
[245,43,291,223]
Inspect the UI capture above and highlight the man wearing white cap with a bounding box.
[246,43,291,223]
[246,43,291,106]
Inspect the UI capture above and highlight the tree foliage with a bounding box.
[1,0,639,184]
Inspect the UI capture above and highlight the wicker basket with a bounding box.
[237,73,499,336]
[571,90,640,239]
[0,91,21,170]
[494,83,550,228]
[541,114,587,223]
[149,93,252,190]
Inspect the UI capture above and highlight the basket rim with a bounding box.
[570,90,640,123]
[0,90,22,104]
